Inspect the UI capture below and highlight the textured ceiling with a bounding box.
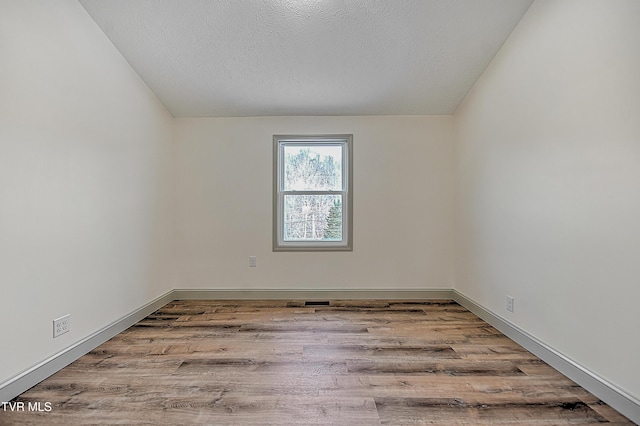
[79,0,533,117]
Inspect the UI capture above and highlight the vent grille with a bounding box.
[304,301,330,306]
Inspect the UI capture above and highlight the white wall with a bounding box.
[174,116,454,291]
[0,0,174,384]
[455,0,640,402]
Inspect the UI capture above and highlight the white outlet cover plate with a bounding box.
[506,296,514,313]
[53,314,70,338]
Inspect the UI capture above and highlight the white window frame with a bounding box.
[273,134,353,251]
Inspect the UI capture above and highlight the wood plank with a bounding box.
[374,397,610,425]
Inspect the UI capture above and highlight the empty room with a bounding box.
[1,0,638,424]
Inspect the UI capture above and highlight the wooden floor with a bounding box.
[2,300,633,425]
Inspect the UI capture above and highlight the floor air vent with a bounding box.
[304,301,330,306]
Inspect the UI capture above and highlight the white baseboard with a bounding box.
[173,288,454,301]
[2,288,638,423]
[452,289,640,424]
[0,290,174,404]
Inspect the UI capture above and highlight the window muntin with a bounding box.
[274,135,352,251]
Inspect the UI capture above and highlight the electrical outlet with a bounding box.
[53,314,70,338]
[249,256,257,267]
[506,296,514,313]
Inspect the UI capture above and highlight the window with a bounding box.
[273,134,353,251]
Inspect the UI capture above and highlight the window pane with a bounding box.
[283,194,342,241]
[283,145,342,191]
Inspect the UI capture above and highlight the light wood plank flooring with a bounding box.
[1,300,633,425]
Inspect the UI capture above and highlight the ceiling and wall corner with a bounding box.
[78,0,534,117]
